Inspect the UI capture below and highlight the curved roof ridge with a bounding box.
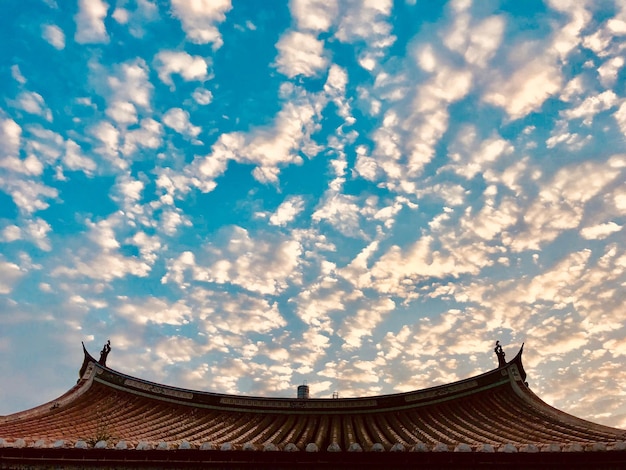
[84,344,527,405]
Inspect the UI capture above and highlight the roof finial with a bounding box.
[494,340,506,367]
[98,340,111,367]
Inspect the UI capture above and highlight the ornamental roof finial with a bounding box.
[494,340,506,368]
[98,340,111,367]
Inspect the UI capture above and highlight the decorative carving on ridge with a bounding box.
[405,380,478,402]
[123,379,194,400]
[494,341,506,367]
[219,397,378,409]
[98,340,111,367]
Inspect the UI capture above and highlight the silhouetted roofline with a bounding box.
[2,342,624,458]
[72,343,530,414]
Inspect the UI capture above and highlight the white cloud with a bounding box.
[171,0,232,48]
[289,328,332,370]
[153,168,196,204]
[194,290,287,335]
[446,126,514,179]
[154,51,210,87]
[560,76,585,102]
[367,235,492,295]
[614,186,626,212]
[11,65,26,84]
[74,0,109,44]
[608,10,626,34]
[613,101,626,135]
[0,258,23,294]
[358,54,377,71]
[443,9,505,68]
[90,121,121,163]
[362,57,474,190]
[112,7,128,23]
[319,358,382,387]
[598,56,624,87]
[561,90,619,125]
[545,120,591,150]
[0,177,58,214]
[509,157,624,252]
[192,90,322,185]
[159,208,191,236]
[2,225,21,243]
[52,247,152,282]
[604,337,626,358]
[165,226,303,295]
[275,31,329,78]
[112,0,158,38]
[107,59,152,108]
[338,241,380,289]
[130,231,162,264]
[483,2,591,120]
[0,117,21,158]
[270,196,305,226]
[340,297,395,349]
[4,0,626,429]
[115,174,144,203]
[580,222,622,240]
[64,139,97,175]
[105,100,137,125]
[458,194,521,242]
[354,146,380,181]
[42,24,65,49]
[161,250,196,287]
[117,298,191,326]
[483,55,563,121]
[289,0,338,32]
[581,4,626,58]
[122,117,162,156]
[335,0,395,52]
[12,91,52,121]
[312,193,363,237]
[162,108,201,137]
[24,127,64,165]
[292,262,363,332]
[86,219,120,250]
[153,336,206,364]
[184,135,234,190]
[192,88,213,105]
[547,1,590,57]
[0,154,43,176]
[24,218,52,251]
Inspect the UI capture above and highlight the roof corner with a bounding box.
[509,343,527,383]
[78,342,96,381]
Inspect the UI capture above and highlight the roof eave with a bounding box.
[506,343,527,382]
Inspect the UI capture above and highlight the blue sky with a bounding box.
[1,0,625,428]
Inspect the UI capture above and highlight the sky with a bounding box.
[0,0,625,429]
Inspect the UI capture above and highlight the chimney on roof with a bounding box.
[297,382,309,399]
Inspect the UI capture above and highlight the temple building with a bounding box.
[1,342,625,468]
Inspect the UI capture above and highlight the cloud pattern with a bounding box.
[0,0,625,429]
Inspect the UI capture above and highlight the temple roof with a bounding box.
[1,343,625,457]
